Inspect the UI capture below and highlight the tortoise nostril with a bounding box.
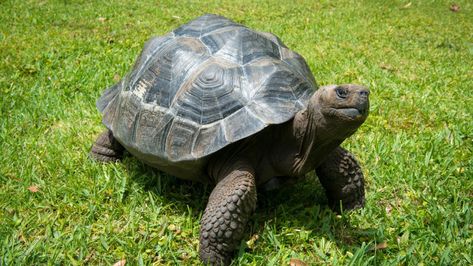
[358,90,369,97]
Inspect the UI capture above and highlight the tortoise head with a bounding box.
[309,84,370,137]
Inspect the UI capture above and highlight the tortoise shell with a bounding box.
[98,14,317,162]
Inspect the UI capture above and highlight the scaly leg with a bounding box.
[89,130,124,162]
[200,162,257,265]
[316,146,365,213]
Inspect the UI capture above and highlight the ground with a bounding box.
[1,0,472,265]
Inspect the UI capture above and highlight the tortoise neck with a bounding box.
[291,104,343,175]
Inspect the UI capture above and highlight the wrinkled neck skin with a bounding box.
[291,90,359,175]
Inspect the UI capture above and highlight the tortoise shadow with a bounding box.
[123,157,377,255]
[122,156,210,214]
[253,175,378,249]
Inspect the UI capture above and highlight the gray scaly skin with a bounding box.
[89,130,124,162]
[200,161,256,265]
[316,146,365,212]
[90,84,369,265]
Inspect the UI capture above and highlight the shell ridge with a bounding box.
[245,59,277,100]
[168,55,214,112]
[200,26,247,64]
[169,37,208,108]
[162,109,178,159]
[240,30,244,64]
[199,67,205,125]
[244,106,267,126]
[130,35,173,91]
[281,59,313,88]
[199,14,210,37]
[131,53,151,89]
[280,49,317,88]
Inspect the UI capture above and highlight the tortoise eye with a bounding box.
[335,87,348,99]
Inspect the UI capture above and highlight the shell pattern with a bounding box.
[98,14,317,162]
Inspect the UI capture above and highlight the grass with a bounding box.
[1,0,472,265]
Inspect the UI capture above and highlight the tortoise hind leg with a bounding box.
[200,162,257,265]
[316,146,365,213]
[89,130,124,162]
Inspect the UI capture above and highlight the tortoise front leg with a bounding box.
[316,146,365,213]
[200,162,257,265]
[89,129,124,162]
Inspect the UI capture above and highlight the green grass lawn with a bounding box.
[1,0,472,265]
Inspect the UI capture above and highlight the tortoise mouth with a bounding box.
[332,107,368,120]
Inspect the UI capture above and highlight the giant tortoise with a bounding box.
[90,14,370,265]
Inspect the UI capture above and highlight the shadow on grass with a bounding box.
[122,156,378,256]
[255,177,379,249]
[122,156,210,215]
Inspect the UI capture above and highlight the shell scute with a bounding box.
[135,109,170,155]
[113,95,141,144]
[166,118,199,160]
[174,59,245,125]
[129,37,209,108]
[201,27,281,65]
[193,124,226,158]
[222,108,265,143]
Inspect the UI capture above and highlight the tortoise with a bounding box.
[90,14,370,265]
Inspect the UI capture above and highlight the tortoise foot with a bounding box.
[200,162,257,265]
[89,130,124,162]
[327,180,365,213]
[316,146,365,213]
